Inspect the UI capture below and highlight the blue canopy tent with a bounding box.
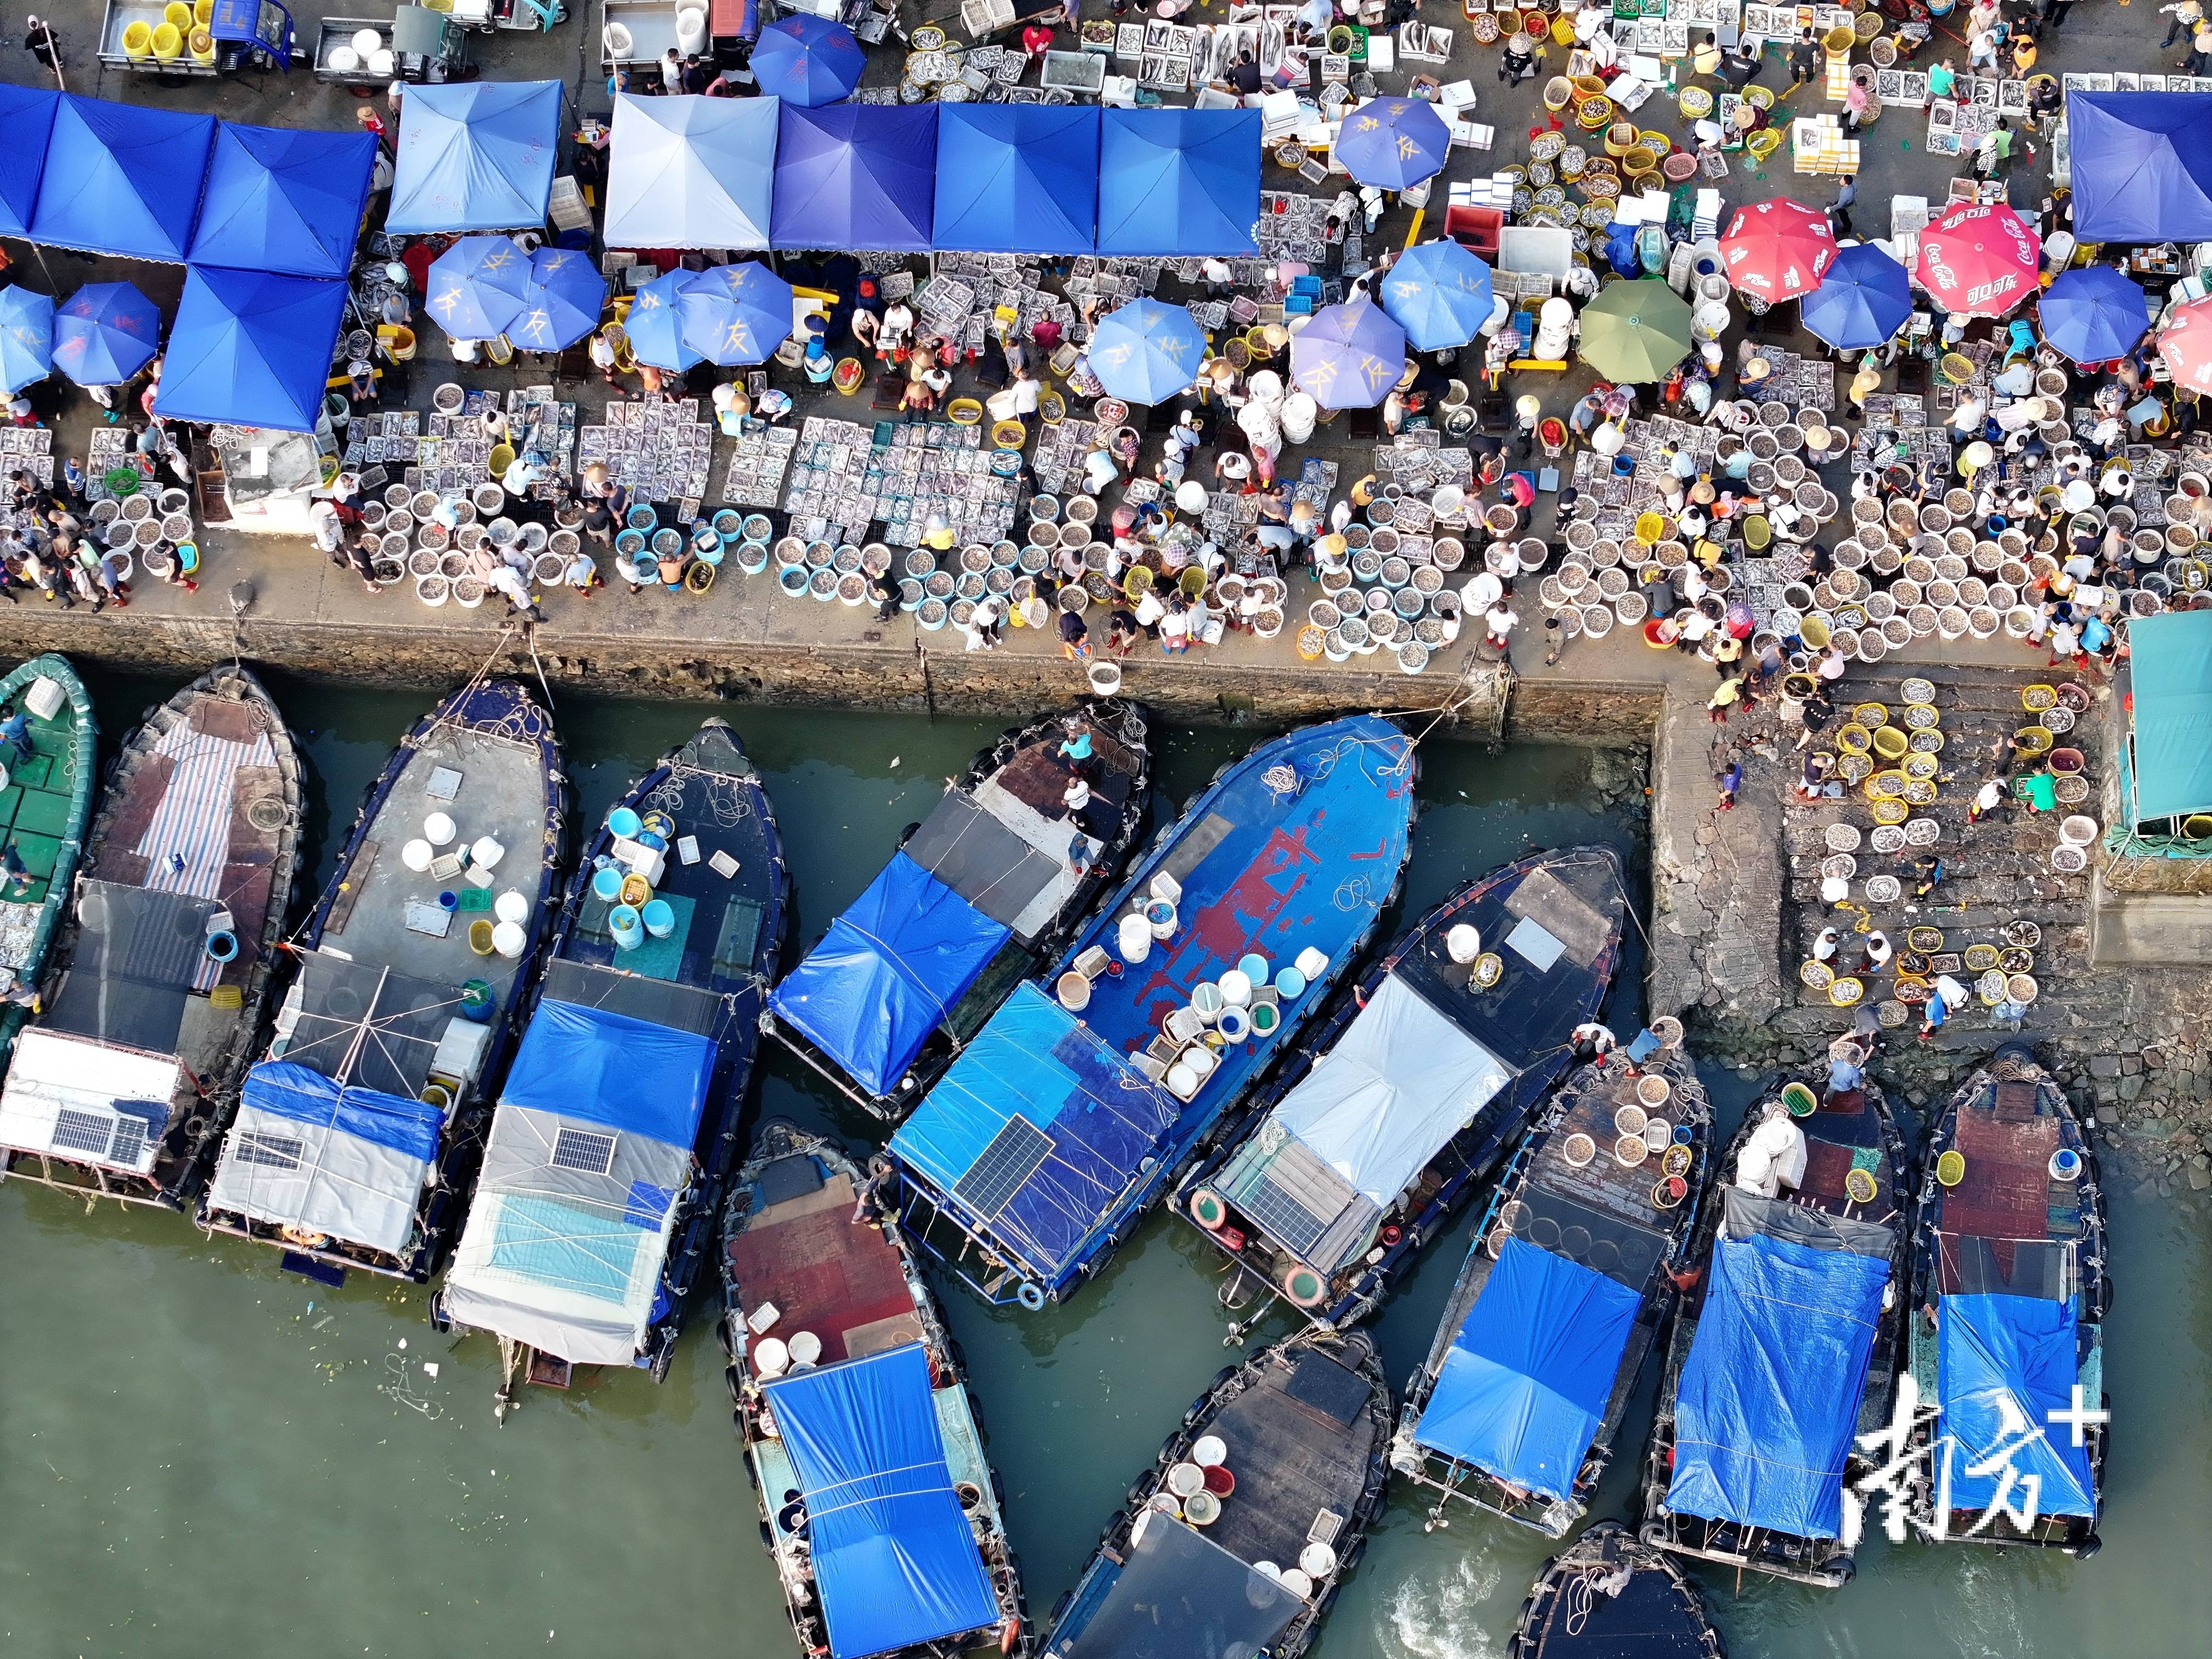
[52,283,161,387]
[2123,611,2212,828]
[1937,1292,2096,1519]
[769,851,1010,1099]
[1335,97,1450,191]
[2067,92,2212,245]
[1800,242,1914,352]
[1290,296,1406,409]
[602,93,776,253]
[2038,266,2152,365]
[1380,239,1496,352]
[499,997,716,1151]
[152,267,349,433]
[507,247,607,352]
[425,235,533,341]
[763,1344,1001,1659]
[1412,1238,1641,1502]
[1095,109,1260,256]
[29,94,216,262]
[774,103,937,253]
[386,80,562,235]
[934,106,1100,256]
[752,15,865,109]
[0,288,52,396]
[1086,298,1206,404]
[0,85,58,238]
[188,122,377,280]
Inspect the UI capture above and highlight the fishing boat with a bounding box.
[1178,845,1628,1334]
[0,666,301,1207]
[1507,1520,1725,1658]
[199,681,567,1283]
[1904,1044,2107,1554]
[1044,1328,1391,1659]
[722,1121,1030,1659]
[1638,1064,1909,1588]
[1392,1042,1713,1539]
[769,699,1150,1120]
[0,655,94,1063]
[436,720,788,1398]
[889,714,1418,1309]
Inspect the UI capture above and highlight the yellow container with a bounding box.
[189,27,215,61]
[122,19,153,55]
[150,21,183,58]
[1871,725,1910,761]
[1746,129,1784,163]
[163,2,192,27]
[1622,150,1657,179]
[489,443,517,478]
[193,0,213,21]
[378,324,416,362]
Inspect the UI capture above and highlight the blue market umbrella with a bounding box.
[425,235,533,341]
[1380,239,1494,353]
[2039,266,2153,365]
[1290,296,1407,410]
[53,281,160,387]
[1799,243,1914,353]
[1087,298,1206,404]
[752,16,866,109]
[679,262,796,367]
[507,247,607,353]
[1335,97,1450,191]
[625,269,701,372]
[0,286,54,395]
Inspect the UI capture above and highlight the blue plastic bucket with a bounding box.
[460,977,495,1022]
[737,540,770,574]
[778,566,810,597]
[640,898,676,939]
[591,865,625,902]
[607,806,643,840]
[917,597,949,630]
[713,509,742,544]
[1237,952,1271,987]
[626,504,658,531]
[609,904,643,950]
[1275,967,1307,1000]
[204,930,238,963]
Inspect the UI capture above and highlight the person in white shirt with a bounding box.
[1485,602,1519,649]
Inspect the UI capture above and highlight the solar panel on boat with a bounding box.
[552,1127,618,1176]
[50,1109,114,1159]
[951,1116,1053,1220]
[1240,1169,1332,1260]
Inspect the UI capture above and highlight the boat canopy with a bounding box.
[1413,1235,1641,1502]
[1937,1291,2096,1519]
[1056,1513,1304,1659]
[763,1342,999,1659]
[771,850,1011,1099]
[0,1028,176,1176]
[1664,1204,1892,1540]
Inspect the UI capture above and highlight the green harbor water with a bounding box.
[2,674,2205,1657]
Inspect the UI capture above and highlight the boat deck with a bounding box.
[1793,1089,1903,1222]
[1199,1342,1383,1572]
[0,702,84,918]
[726,1152,925,1367]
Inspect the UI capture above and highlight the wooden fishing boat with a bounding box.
[889,714,1417,1310]
[1045,1329,1391,1659]
[1904,1043,2107,1554]
[0,654,94,1063]
[722,1121,1031,1659]
[769,698,1150,1121]
[1178,845,1627,1334]
[437,720,788,1400]
[1638,1065,1909,1589]
[199,680,567,1283]
[1508,1520,1725,1658]
[1393,1043,1713,1539]
[0,664,301,1208]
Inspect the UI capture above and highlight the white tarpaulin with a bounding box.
[1273,973,1513,1206]
[205,1101,430,1258]
[0,1029,176,1174]
[602,93,776,252]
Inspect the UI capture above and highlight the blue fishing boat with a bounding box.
[435,720,788,1400]
[199,681,567,1284]
[1178,846,1627,1334]
[1508,1521,1725,1658]
[0,654,95,1064]
[1392,1043,1712,1539]
[1905,1045,2107,1554]
[769,699,1149,1121]
[723,1122,1030,1659]
[1046,1329,1392,1659]
[889,714,1417,1308]
[0,665,302,1209]
[1638,1066,1909,1588]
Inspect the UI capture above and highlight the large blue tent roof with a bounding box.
[602,93,776,252]
[189,121,377,280]
[387,80,562,235]
[763,1344,1000,1659]
[29,94,216,262]
[769,850,1009,1099]
[1096,109,1259,256]
[500,998,716,1152]
[0,84,58,237]
[152,266,349,433]
[2125,611,2212,822]
[2067,92,2212,244]
[1413,1237,1641,1502]
[1937,1292,2096,1520]
[934,106,1099,255]
[1664,1230,1890,1540]
[772,103,937,253]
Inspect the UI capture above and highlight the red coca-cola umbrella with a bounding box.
[1717,198,1839,302]
[1914,200,2041,317]
[2156,295,2212,395]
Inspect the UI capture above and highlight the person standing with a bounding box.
[23,14,60,84]
[1831,174,1857,238]
[2169,0,2208,49]
[1786,30,1818,91]
[357,104,393,156]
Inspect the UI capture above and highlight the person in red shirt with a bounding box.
[1020,20,1054,63]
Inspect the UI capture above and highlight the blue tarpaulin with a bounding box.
[0,287,52,395]
[2067,92,2212,245]
[240,1059,443,1163]
[774,103,937,253]
[0,84,58,237]
[764,1343,1000,1659]
[189,122,377,280]
[602,93,776,252]
[1413,1237,1641,1502]
[934,106,1100,255]
[2125,611,2212,822]
[501,998,716,1151]
[1665,1231,1891,1539]
[153,266,349,433]
[771,851,1010,1099]
[30,94,215,262]
[1938,1293,2096,1518]
[1095,109,1259,256]
[387,81,562,235]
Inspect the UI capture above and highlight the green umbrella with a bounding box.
[1577,279,1696,383]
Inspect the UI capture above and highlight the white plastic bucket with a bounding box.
[490,921,527,959]
[1118,910,1153,964]
[1057,970,1091,1011]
